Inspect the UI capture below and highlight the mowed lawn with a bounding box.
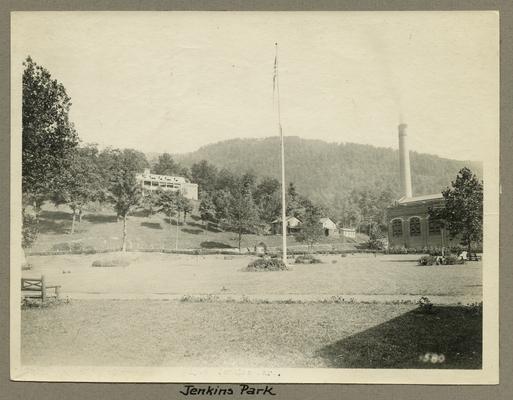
[21,301,482,368]
[22,204,483,370]
[31,204,361,253]
[23,253,482,300]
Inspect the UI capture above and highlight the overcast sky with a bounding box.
[12,12,498,161]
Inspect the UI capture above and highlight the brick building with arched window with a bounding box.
[386,124,459,250]
[386,194,459,249]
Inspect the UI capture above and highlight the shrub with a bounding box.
[245,258,288,272]
[418,254,465,266]
[92,257,131,267]
[428,247,444,256]
[418,255,437,266]
[417,296,434,314]
[52,242,84,252]
[443,254,465,265]
[82,246,96,254]
[363,234,387,251]
[70,242,84,252]
[386,245,409,254]
[51,242,72,252]
[51,242,95,254]
[22,213,39,249]
[295,254,322,264]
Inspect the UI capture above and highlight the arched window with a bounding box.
[410,217,421,236]
[392,219,403,237]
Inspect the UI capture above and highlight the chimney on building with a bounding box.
[398,123,413,198]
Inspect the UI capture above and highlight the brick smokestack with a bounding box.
[398,123,412,198]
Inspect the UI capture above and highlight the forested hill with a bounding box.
[173,136,482,206]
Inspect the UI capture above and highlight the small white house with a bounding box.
[319,217,338,237]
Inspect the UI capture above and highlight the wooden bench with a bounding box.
[21,275,61,302]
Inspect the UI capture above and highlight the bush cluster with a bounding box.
[92,257,131,267]
[51,242,95,254]
[417,296,434,314]
[385,246,422,254]
[386,245,482,256]
[245,258,289,272]
[418,254,465,266]
[418,255,437,266]
[294,254,322,264]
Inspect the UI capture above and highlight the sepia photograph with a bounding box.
[10,11,499,383]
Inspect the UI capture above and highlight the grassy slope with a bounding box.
[21,301,481,369]
[31,203,364,253]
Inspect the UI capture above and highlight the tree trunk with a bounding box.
[122,214,127,252]
[78,208,83,223]
[70,209,76,234]
[175,213,179,251]
[238,229,242,252]
[33,200,41,224]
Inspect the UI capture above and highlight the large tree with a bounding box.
[296,205,324,252]
[428,167,483,253]
[22,56,79,212]
[155,189,179,224]
[198,193,216,227]
[212,189,231,226]
[52,145,103,234]
[102,148,146,251]
[191,160,218,195]
[153,153,189,178]
[227,185,259,251]
[254,177,281,224]
[178,194,194,224]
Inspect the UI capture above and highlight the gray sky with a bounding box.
[12,11,498,161]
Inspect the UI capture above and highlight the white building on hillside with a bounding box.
[320,217,338,237]
[136,168,199,200]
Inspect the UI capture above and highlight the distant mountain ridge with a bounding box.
[167,136,482,207]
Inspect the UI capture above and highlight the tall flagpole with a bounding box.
[274,43,287,264]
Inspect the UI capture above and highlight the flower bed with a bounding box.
[244,258,289,272]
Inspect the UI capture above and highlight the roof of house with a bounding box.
[136,171,189,183]
[271,216,302,224]
[397,193,444,204]
[319,217,334,223]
